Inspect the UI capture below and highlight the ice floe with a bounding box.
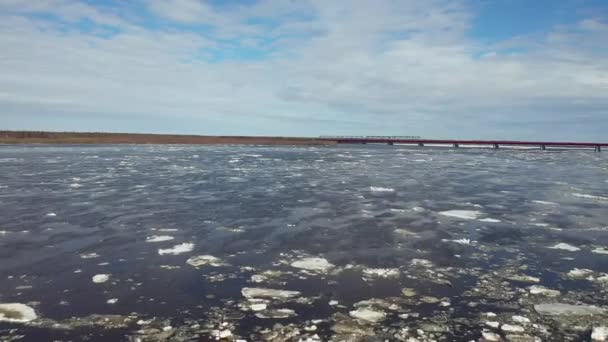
[255,308,296,319]
[501,324,525,333]
[478,218,501,223]
[567,268,595,279]
[592,247,608,255]
[290,257,334,273]
[442,238,474,245]
[549,242,580,252]
[186,255,227,267]
[592,327,608,341]
[532,200,558,205]
[369,187,394,192]
[438,210,482,220]
[507,274,540,283]
[46,212,57,217]
[349,308,386,323]
[534,303,606,316]
[106,298,118,304]
[158,243,194,255]
[145,235,174,242]
[0,303,37,323]
[362,268,400,280]
[572,193,608,201]
[80,253,100,259]
[528,285,560,297]
[241,287,300,300]
[92,274,110,284]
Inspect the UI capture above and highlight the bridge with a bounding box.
[318,136,606,152]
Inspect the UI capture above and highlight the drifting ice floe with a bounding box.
[46,212,57,217]
[146,235,174,243]
[592,327,608,341]
[369,187,394,192]
[241,287,300,299]
[532,200,558,205]
[534,303,606,316]
[349,307,386,323]
[528,285,560,297]
[442,238,473,245]
[158,243,194,255]
[592,247,608,255]
[255,308,296,319]
[438,210,482,220]
[92,274,110,284]
[548,243,581,252]
[106,298,118,304]
[479,218,501,223]
[290,257,334,273]
[362,268,400,279]
[572,193,608,201]
[186,255,227,267]
[80,253,100,259]
[0,303,37,323]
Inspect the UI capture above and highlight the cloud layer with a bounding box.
[1,0,607,140]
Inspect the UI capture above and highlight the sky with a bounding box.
[0,0,607,140]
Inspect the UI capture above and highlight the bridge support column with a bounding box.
[540,145,546,151]
[596,145,602,152]
[387,142,394,146]
[418,143,424,147]
[453,143,459,148]
[493,143,499,149]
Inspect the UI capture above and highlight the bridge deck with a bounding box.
[318,138,606,150]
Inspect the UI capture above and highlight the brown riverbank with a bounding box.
[0,131,336,146]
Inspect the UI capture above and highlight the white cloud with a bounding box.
[0,0,607,139]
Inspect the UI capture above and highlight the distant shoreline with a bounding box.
[0,131,336,146]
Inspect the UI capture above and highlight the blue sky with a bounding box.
[0,0,607,140]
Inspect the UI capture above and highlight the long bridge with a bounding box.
[318,136,606,152]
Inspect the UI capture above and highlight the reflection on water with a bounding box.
[0,144,607,341]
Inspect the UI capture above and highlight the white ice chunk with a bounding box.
[572,193,608,201]
[349,307,386,323]
[146,235,174,243]
[0,303,37,323]
[549,243,580,252]
[438,210,482,220]
[290,257,334,273]
[369,187,394,192]
[241,287,300,299]
[158,243,194,255]
[186,255,226,267]
[92,274,110,284]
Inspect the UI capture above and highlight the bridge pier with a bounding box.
[387,142,393,146]
[540,145,546,151]
[418,143,424,147]
[493,143,499,149]
[596,145,602,152]
[453,143,459,148]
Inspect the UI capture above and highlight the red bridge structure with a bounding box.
[318,136,605,152]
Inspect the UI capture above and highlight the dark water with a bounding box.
[0,145,607,341]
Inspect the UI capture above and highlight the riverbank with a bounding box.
[0,131,336,146]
